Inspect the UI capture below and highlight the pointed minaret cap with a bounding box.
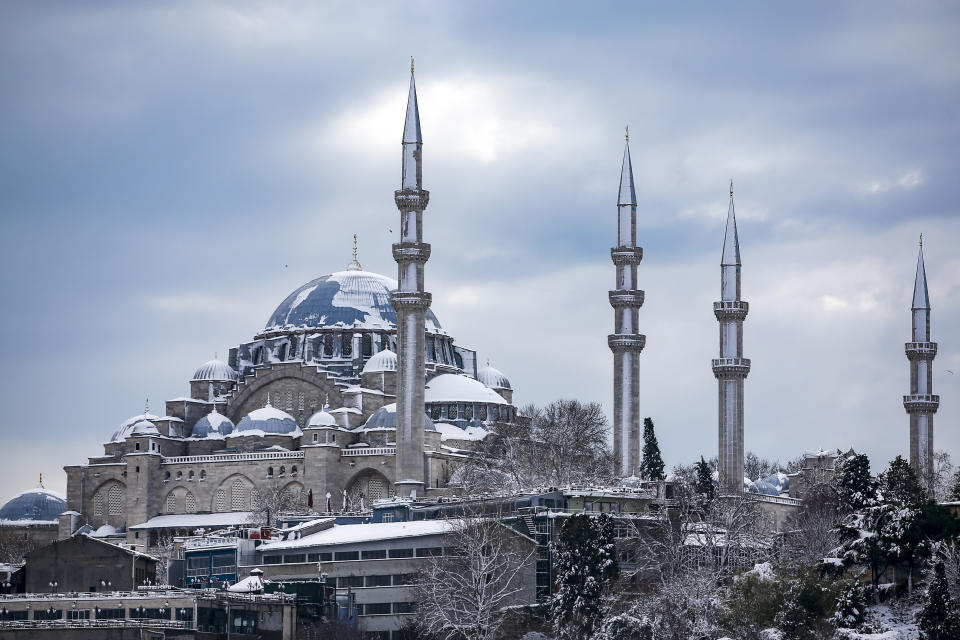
[617,127,636,206]
[912,235,930,310]
[402,58,422,144]
[721,180,741,266]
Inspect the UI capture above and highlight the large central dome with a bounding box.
[264,270,442,333]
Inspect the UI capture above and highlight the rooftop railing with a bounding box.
[163,451,304,465]
[340,447,396,457]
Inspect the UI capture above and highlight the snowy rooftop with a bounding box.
[425,374,508,405]
[260,519,459,551]
[129,512,254,530]
[0,487,66,523]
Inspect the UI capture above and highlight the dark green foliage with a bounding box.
[832,580,869,629]
[918,561,960,639]
[724,568,839,640]
[695,456,715,502]
[949,469,960,502]
[773,572,836,640]
[882,455,926,507]
[551,513,620,640]
[834,452,877,512]
[639,417,665,481]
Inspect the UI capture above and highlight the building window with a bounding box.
[291,466,298,476]
[362,603,391,616]
[93,494,104,516]
[341,333,352,357]
[416,547,442,557]
[298,393,305,411]
[267,467,274,477]
[431,405,441,420]
[277,343,288,361]
[426,337,435,361]
[279,466,286,477]
[389,548,414,559]
[361,549,387,560]
[334,551,359,561]
[313,433,319,443]
[135,443,140,451]
[108,486,123,515]
[177,471,183,481]
[185,493,197,513]
[188,471,195,481]
[165,493,177,514]
[231,480,246,510]
[253,346,263,364]
[365,575,391,587]
[284,554,306,564]
[318,552,332,562]
[362,334,372,357]
[393,602,415,614]
[324,334,334,357]
[464,405,474,421]
[331,434,336,443]
[164,471,170,481]
[263,555,282,565]
[215,490,227,512]
[381,512,394,523]
[200,470,206,481]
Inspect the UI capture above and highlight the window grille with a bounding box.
[185,493,197,513]
[93,494,104,516]
[215,490,227,512]
[108,486,123,515]
[165,493,177,514]
[231,480,246,510]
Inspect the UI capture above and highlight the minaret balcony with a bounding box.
[904,342,938,360]
[609,290,645,309]
[903,394,940,413]
[392,242,432,264]
[394,189,430,211]
[712,358,751,378]
[390,291,433,311]
[713,300,749,322]
[611,246,643,266]
[608,334,646,353]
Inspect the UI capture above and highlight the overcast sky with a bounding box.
[1,1,958,503]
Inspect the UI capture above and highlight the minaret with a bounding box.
[608,128,645,477]
[392,59,430,497]
[712,181,750,494]
[903,238,938,492]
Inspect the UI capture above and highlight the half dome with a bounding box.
[192,359,238,382]
[236,402,299,435]
[0,488,66,523]
[264,270,442,333]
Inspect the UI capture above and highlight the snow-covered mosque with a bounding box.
[62,66,517,546]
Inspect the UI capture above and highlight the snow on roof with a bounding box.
[129,512,254,530]
[0,487,67,522]
[433,422,490,442]
[261,519,459,551]
[307,409,337,428]
[111,413,161,442]
[192,359,239,382]
[236,402,299,435]
[477,363,511,390]
[425,374,508,405]
[157,416,184,423]
[362,349,397,374]
[228,574,264,593]
[91,524,117,537]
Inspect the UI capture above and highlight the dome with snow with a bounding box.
[751,478,780,496]
[0,487,66,523]
[192,409,235,438]
[263,270,442,333]
[235,402,299,435]
[111,413,161,442]
[307,408,337,428]
[360,403,436,432]
[362,349,397,374]
[425,374,508,405]
[763,472,789,494]
[192,359,239,382]
[477,363,511,390]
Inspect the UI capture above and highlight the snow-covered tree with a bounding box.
[694,456,715,502]
[834,451,877,513]
[249,479,307,527]
[415,518,536,640]
[881,455,925,507]
[782,483,841,568]
[950,469,960,502]
[918,560,960,640]
[931,450,954,502]
[551,513,619,639]
[639,417,665,481]
[744,451,779,482]
[832,579,869,629]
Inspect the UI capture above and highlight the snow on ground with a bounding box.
[835,602,920,640]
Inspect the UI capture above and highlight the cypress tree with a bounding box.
[918,561,960,639]
[639,417,665,481]
[695,456,715,502]
[835,451,877,512]
[882,455,926,507]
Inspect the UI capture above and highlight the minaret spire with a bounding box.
[393,61,431,497]
[713,181,750,494]
[904,238,938,493]
[609,130,645,477]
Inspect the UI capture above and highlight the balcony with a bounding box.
[607,334,646,353]
[903,394,940,412]
[711,358,751,378]
[904,342,938,359]
[610,246,643,266]
[341,447,397,458]
[713,300,749,321]
[608,290,645,309]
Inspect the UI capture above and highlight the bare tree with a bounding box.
[249,480,307,527]
[0,528,42,564]
[148,532,176,585]
[931,450,954,502]
[780,483,841,568]
[414,518,537,640]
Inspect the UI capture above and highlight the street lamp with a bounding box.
[48,581,58,593]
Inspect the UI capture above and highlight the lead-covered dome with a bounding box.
[192,359,238,382]
[264,270,442,333]
[111,412,161,442]
[477,363,511,390]
[425,374,508,405]
[0,488,66,523]
[236,402,299,435]
[362,349,397,374]
[192,409,235,438]
[360,403,436,432]
[307,408,337,428]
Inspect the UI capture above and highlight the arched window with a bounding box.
[431,405,441,420]
[464,405,474,421]
[324,334,334,357]
[426,338,435,361]
[362,334,372,357]
[188,471,195,481]
[93,494,104,516]
[164,471,170,481]
[341,333,352,357]
[185,493,197,513]
[278,343,288,361]
[215,490,227,512]
[478,405,488,421]
[253,346,263,364]
[279,466,286,477]
[231,480,246,511]
[291,466,298,476]
[267,467,274,478]
[165,494,177,514]
[200,470,206,481]
[108,486,123,515]
[176,471,182,481]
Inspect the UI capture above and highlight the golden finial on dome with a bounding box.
[347,233,363,270]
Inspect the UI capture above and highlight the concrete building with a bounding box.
[903,240,939,492]
[609,131,645,477]
[21,536,157,594]
[61,66,520,551]
[712,182,751,494]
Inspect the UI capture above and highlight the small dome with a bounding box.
[307,408,337,428]
[192,409,235,438]
[360,403,436,432]
[92,524,117,537]
[192,359,238,382]
[236,401,299,435]
[0,487,66,523]
[477,363,511,390]
[752,478,780,496]
[362,349,397,374]
[425,374,508,405]
[130,419,159,436]
[111,413,161,442]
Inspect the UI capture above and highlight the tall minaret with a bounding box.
[712,182,751,494]
[903,238,938,492]
[608,129,645,477]
[392,60,430,497]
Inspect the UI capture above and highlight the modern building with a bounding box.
[61,66,519,551]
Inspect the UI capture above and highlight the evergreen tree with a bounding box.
[949,469,960,502]
[695,456,715,502]
[639,417,665,481]
[551,513,620,640]
[881,455,926,506]
[834,451,877,512]
[918,561,960,639]
[832,580,869,629]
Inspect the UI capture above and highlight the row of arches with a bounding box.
[161,478,306,514]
